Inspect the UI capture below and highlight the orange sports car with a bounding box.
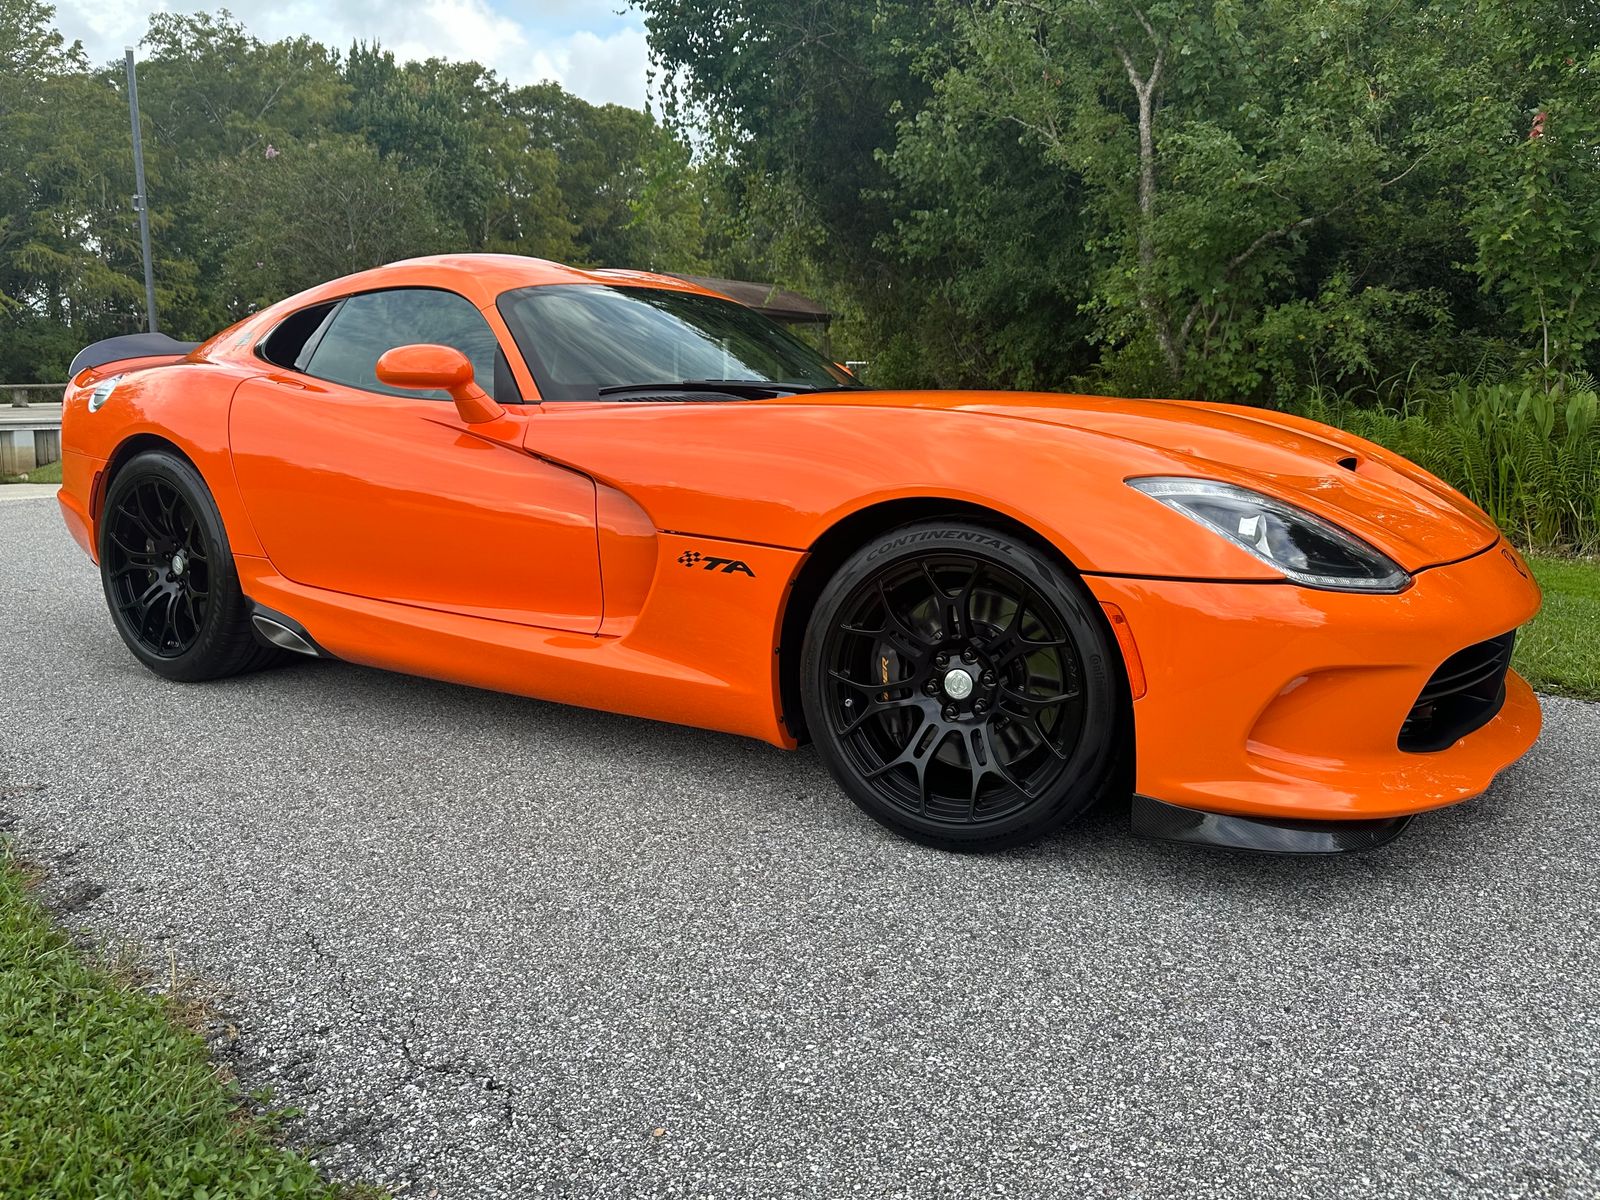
[57,255,1542,854]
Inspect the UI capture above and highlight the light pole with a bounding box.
[125,46,158,334]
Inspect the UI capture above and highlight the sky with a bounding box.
[50,0,654,110]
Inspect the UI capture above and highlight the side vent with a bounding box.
[249,610,321,657]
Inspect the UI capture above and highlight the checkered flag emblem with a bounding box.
[678,551,703,567]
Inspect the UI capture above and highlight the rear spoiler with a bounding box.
[68,332,201,378]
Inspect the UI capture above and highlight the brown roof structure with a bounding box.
[666,275,831,326]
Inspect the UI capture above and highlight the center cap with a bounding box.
[942,667,975,701]
[171,553,186,576]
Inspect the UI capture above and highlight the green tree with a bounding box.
[340,47,575,258]
[1463,1,1600,386]
[920,0,1479,395]
[510,82,704,270]
[198,137,450,313]
[131,11,347,333]
[0,0,143,378]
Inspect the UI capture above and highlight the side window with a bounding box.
[258,301,339,370]
[301,288,505,401]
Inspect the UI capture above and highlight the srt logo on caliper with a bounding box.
[677,550,756,577]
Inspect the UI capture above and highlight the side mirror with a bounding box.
[374,343,505,424]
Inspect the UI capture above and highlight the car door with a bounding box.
[228,286,602,633]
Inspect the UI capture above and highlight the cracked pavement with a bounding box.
[2,495,1598,1198]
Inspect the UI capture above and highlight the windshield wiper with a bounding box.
[597,379,845,398]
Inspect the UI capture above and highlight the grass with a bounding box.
[0,842,363,1199]
[0,459,62,485]
[1516,556,1600,701]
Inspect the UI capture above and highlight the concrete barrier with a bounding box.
[1,428,60,474]
[0,405,64,475]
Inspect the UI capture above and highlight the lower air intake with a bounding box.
[1398,631,1516,753]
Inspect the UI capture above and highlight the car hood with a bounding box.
[817,390,1502,571]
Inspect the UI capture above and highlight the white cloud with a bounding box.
[50,0,652,110]
[527,26,649,109]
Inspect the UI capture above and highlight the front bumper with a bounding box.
[1085,540,1542,826]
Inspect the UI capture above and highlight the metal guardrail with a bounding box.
[3,383,66,408]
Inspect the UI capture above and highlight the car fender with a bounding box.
[61,361,265,561]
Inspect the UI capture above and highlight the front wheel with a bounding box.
[800,521,1123,851]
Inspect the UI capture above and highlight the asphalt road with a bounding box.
[2,495,1596,1199]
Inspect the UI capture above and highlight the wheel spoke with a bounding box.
[118,577,164,614]
[873,580,933,657]
[828,668,914,695]
[109,528,154,558]
[997,683,1080,712]
[136,483,167,539]
[919,560,961,642]
[863,717,949,816]
[965,729,986,821]
[157,592,178,649]
[158,482,184,536]
[836,694,923,737]
[1028,715,1070,760]
[978,721,1037,799]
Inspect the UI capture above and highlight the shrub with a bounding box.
[1297,383,1600,556]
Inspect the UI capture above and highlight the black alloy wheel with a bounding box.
[98,449,285,681]
[103,475,212,658]
[801,521,1123,851]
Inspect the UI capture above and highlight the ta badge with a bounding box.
[678,550,755,577]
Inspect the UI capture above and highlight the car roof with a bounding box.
[282,254,725,311]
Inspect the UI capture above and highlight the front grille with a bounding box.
[1398,631,1516,753]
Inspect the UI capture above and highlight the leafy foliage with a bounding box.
[0,3,706,379]
[639,0,1600,401]
[1300,384,1600,554]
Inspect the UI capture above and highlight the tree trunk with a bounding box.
[1114,25,1177,383]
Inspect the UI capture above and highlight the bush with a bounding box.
[1297,383,1600,556]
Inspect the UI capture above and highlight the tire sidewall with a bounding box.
[98,450,247,681]
[800,521,1121,850]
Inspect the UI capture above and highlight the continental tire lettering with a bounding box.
[865,529,1014,562]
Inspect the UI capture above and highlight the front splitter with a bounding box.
[1132,793,1413,855]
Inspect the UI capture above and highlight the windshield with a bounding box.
[496,284,859,401]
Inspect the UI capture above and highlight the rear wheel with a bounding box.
[98,449,283,681]
[800,520,1122,851]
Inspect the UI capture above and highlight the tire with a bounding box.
[800,520,1123,851]
[98,449,284,681]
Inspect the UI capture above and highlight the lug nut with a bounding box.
[981,671,996,687]
[942,704,959,721]
[961,647,977,663]
[974,699,990,715]
[923,678,940,696]
[933,652,949,669]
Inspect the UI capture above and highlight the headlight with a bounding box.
[1128,477,1410,593]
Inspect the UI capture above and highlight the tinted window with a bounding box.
[258,301,338,370]
[302,288,503,401]
[496,284,858,402]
